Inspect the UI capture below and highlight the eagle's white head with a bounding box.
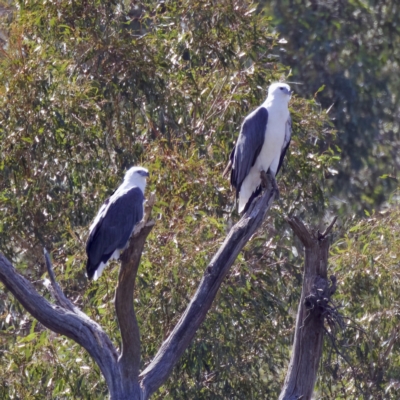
[267,83,292,104]
[124,166,149,192]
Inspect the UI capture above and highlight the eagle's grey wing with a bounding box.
[276,114,291,175]
[230,107,268,197]
[86,187,144,279]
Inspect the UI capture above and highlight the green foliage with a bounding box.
[0,0,336,398]
[316,204,400,399]
[269,0,400,215]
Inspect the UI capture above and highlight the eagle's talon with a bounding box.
[260,171,280,199]
[260,170,269,189]
[270,175,280,199]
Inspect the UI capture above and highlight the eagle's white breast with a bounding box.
[238,101,289,213]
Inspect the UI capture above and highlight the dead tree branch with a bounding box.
[0,183,277,399]
[139,180,277,397]
[116,193,156,383]
[43,248,75,312]
[279,217,337,400]
[0,253,120,394]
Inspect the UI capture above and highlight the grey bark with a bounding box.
[0,181,278,399]
[139,178,276,397]
[278,217,337,400]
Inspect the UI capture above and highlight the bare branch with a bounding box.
[0,253,120,393]
[318,216,337,239]
[286,216,315,248]
[279,218,336,400]
[222,158,232,178]
[116,193,156,379]
[140,181,276,397]
[43,248,75,312]
[0,194,158,399]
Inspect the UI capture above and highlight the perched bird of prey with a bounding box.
[223,83,292,213]
[86,166,149,280]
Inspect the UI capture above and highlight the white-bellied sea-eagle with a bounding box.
[86,166,149,280]
[223,83,292,213]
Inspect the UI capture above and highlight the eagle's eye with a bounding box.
[280,87,284,90]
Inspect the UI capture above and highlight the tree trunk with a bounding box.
[279,217,337,400]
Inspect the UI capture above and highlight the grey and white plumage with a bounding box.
[224,83,292,213]
[86,166,149,280]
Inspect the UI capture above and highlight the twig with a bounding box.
[323,326,366,396]
[43,248,75,312]
[319,216,338,240]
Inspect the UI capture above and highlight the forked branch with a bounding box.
[0,181,278,399]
